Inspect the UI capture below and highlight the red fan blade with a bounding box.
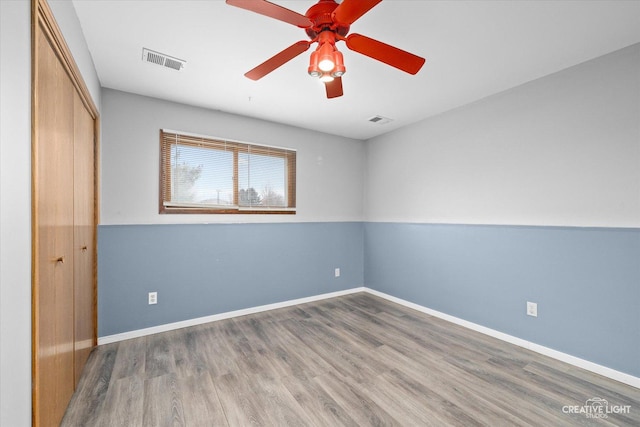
[325,77,343,98]
[226,0,312,28]
[346,33,425,75]
[332,0,381,25]
[245,41,311,80]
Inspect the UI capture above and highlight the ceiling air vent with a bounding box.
[142,48,186,71]
[368,115,393,125]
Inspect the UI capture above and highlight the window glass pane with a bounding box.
[238,152,286,208]
[171,144,234,206]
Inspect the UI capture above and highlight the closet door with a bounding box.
[33,0,99,424]
[73,90,96,385]
[34,24,76,427]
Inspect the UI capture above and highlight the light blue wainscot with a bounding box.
[98,222,364,337]
[364,222,640,378]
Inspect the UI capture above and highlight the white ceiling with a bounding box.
[72,0,640,140]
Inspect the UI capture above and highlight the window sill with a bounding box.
[160,206,296,215]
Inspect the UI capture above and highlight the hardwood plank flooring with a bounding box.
[62,293,640,426]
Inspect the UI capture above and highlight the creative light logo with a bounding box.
[562,397,632,419]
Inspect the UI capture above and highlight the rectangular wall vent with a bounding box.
[142,48,186,71]
[368,115,393,125]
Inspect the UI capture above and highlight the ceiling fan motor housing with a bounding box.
[305,0,350,39]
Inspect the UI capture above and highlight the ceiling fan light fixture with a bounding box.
[331,50,345,77]
[318,42,336,72]
[319,73,334,83]
[318,58,334,72]
[308,51,321,77]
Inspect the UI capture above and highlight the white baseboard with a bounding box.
[364,288,640,389]
[98,286,638,389]
[98,287,365,345]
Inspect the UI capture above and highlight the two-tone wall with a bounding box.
[99,45,639,380]
[364,44,640,377]
[98,89,366,337]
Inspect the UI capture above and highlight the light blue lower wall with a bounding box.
[98,221,639,377]
[364,222,640,377]
[98,222,363,336]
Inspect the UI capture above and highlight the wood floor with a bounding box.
[62,293,640,426]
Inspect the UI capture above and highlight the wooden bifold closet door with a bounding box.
[32,0,99,425]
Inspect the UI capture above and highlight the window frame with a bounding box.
[159,129,296,214]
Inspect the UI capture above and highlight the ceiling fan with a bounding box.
[226,0,426,98]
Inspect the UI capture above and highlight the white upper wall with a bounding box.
[101,89,365,225]
[0,2,32,426]
[365,44,640,228]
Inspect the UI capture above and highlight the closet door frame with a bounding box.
[31,0,100,425]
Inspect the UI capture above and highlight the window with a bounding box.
[160,130,296,214]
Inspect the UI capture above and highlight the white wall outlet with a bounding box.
[148,292,157,305]
[526,301,537,317]
[334,268,341,278]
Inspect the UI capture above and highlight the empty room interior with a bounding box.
[1,0,640,425]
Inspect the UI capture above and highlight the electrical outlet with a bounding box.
[526,301,537,317]
[148,292,157,305]
[334,268,341,278]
